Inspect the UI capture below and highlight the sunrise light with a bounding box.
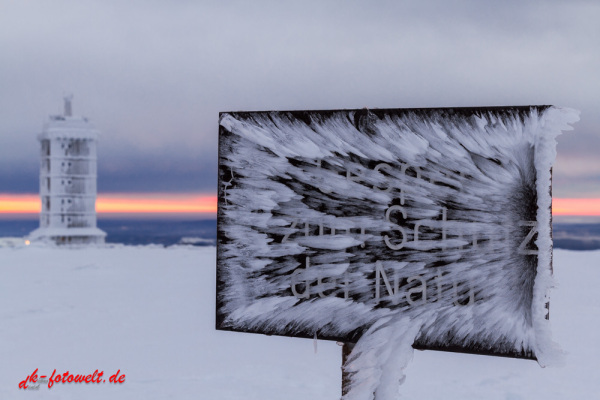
[1,194,598,217]
[552,198,600,216]
[0,193,217,215]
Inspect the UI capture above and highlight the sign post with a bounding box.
[341,342,354,397]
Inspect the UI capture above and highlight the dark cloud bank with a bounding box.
[1,1,598,196]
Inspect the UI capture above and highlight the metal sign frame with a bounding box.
[216,106,555,360]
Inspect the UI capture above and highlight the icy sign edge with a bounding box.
[216,106,578,361]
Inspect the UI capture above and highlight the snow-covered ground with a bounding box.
[0,245,598,399]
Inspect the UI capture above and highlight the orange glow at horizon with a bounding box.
[552,198,600,216]
[0,195,40,213]
[0,193,217,214]
[0,194,598,216]
[96,194,217,213]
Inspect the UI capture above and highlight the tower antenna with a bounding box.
[64,94,73,117]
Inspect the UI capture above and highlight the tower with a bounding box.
[29,96,106,245]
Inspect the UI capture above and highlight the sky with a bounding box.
[1,0,599,213]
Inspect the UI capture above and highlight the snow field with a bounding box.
[0,245,598,399]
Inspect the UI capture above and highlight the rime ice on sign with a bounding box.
[216,106,578,400]
[29,96,106,245]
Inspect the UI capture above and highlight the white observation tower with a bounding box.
[29,96,106,245]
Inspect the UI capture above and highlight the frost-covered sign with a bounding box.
[216,107,578,368]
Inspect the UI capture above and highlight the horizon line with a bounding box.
[0,193,217,215]
[0,193,599,216]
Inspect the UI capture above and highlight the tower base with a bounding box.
[28,227,106,245]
